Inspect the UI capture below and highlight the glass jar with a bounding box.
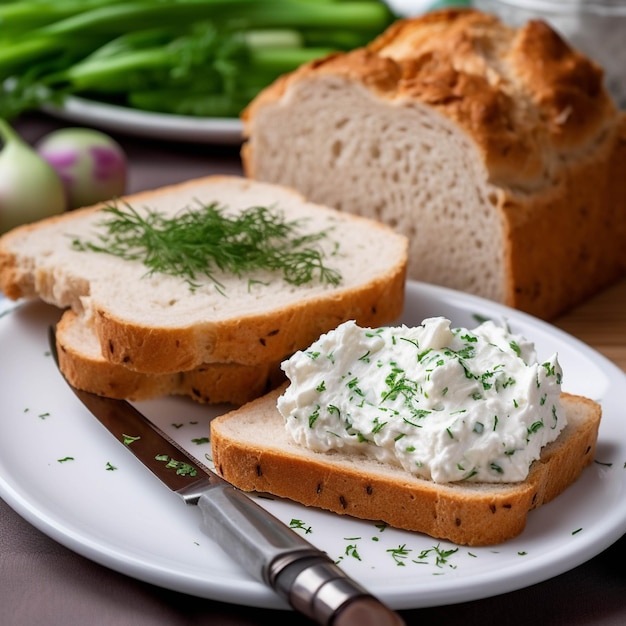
[472,0,626,108]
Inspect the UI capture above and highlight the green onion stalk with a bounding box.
[0,0,397,119]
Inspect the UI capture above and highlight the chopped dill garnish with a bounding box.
[155,454,197,477]
[70,202,342,291]
[289,519,313,534]
[387,544,411,566]
[191,437,210,445]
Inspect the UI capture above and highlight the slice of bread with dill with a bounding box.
[210,387,601,546]
[55,309,284,404]
[0,175,408,373]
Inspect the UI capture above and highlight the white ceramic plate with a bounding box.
[1,281,625,611]
[43,96,243,144]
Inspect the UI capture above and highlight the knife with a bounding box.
[48,327,405,626]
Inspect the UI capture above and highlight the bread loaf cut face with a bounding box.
[0,175,408,373]
[241,8,626,320]
[210,388,601,546]
[55,309,284,405]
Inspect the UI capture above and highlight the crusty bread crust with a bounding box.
[55,309,285,404]
[241,8,626,320]
[210,388,601,546]
[245,12,617,187]
[96,264,405,372]
[0,175,408,373]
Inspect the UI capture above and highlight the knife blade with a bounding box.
[48,327,405,626]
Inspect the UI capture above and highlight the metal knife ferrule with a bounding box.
[272,555,370,624]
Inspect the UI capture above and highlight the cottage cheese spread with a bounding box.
[277,317,566,483]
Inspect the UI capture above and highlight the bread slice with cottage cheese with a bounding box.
[0,175,408,374]
[54,309,284,404]
[210,388,601,546]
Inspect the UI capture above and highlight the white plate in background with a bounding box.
[43,96,243,145]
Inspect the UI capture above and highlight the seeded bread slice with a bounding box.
[55,309,284,404]
[210,388,601,546]
[0,175,407,373]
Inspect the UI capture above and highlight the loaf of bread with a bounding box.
[55,309,284,404]
[241,8,626,320]
[211,388,601,546]
[0,175,408,374]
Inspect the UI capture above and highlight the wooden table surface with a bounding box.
[555,277,626,372]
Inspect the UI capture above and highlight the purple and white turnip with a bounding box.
[36,127,127,211]
[0,120,128,235]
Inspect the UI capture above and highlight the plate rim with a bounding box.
[42,96,243,145]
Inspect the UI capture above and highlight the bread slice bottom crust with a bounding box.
[55,310,285,405]
[210,389,601,546]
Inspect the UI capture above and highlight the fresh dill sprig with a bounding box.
[70,201,342,291]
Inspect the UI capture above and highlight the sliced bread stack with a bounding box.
[0,175,408,404]
[54,309,285,403]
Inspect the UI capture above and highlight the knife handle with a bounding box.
[194,482,404,626]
